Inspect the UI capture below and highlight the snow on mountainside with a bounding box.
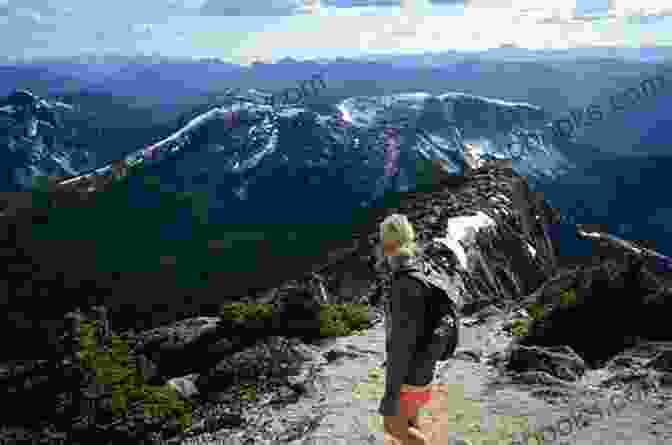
[1,89,574,217]
[0,91,96,191]
[334,92,572,181]
[141,90,574,212]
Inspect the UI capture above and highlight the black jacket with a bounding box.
[378,254,457,416]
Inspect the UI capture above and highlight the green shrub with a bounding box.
[526,303,546,322]
[78,320,193,433]
[318,304,370,338]
[319,311,350,337]
[558,288,578,308]
[509,319,530,338]
[334,303,371,331]
[218,302,370,339]
[219,303,274,325]
[239,382,258,402]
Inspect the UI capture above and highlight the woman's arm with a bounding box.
[378,276,427,417]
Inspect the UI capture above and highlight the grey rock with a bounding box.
[270,385,301,405]
[204,337,237,356]
[454,348,482,363]
[323,346,361,363]
[133,317,221,355]
[508,344,587,382]
[134,354,159,384]
[132,316,224,378]
[514,370,579,387]
[196,336,325,394]
[648,351,672,372]
[475,304,505,320]
[167,373,200,401]
[658,372,672,386]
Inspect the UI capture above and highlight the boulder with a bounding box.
[271,284,323,340]
[513,371,580,388]
[132,317,227,378]
[453,348,482,363]
[133,354,159,385]
[269,385,301,405]
[474,304,505,321]
[195,336,326,395]
[323,346,362,363]
[508,344,587,382]
[648,351,672,372]
[133,317,221,355]
[519,251,672,366]
[167,374,200,401]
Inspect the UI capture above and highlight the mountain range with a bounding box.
[1,54,671,304]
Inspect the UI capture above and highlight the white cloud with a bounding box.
[462,0,578,24]
[14,7,42,23]
[608,0,670,17]
[325,0,401,6]
[200,0,307,16]
[2,0,671,62]
[298,0,323,15]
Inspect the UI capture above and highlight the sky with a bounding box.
[1,0,671,64]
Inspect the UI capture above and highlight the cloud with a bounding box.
[608,0,669,16]
[200,0,308,16]
[448,0,664,29]
[324,0,400,6]
[129,23,155,38]
[2,0,670,62]
[524,0,672,25]
[198,0,434,15]
[0,0,203,58]
[0,5,63,33]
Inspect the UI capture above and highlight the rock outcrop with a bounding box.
[512,226,672,369]
[300,160,560,315]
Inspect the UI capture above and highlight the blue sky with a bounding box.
[1,0,671,64]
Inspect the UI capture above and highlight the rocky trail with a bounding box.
[179,303,672,445]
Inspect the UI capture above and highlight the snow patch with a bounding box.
[434,211,497,269]
[527,243,537,258]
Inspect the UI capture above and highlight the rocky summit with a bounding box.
[1,162,671,445]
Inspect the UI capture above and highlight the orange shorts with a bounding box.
[399,384,432,417]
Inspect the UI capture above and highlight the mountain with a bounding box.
[0,65,98,98]
[0,87,576,315]
[539,154,672,257]
[7,56,666,121]
[1,77,668,299]
[30,89,574,215]
[0,93,96,191]
[357,46,672,65]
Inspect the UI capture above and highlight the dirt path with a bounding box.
[179,311,672,445]
[295,312,672,445]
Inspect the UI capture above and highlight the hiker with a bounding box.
[378,214,462,445]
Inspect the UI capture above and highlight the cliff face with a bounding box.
[293,161,560,316]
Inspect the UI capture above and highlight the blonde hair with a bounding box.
[379,213,417,258]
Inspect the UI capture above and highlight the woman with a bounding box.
[377,213,435,445]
